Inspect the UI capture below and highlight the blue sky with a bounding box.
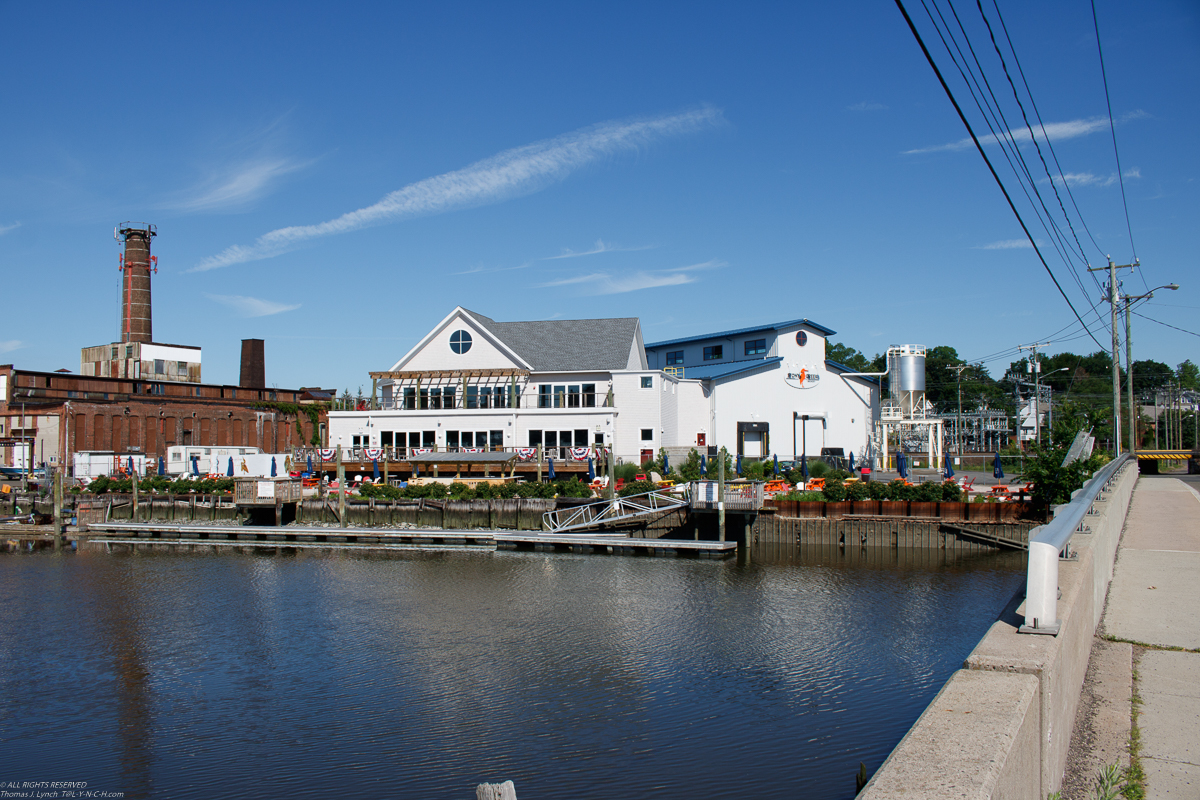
[2,1,1197,393]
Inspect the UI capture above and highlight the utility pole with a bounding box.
[1121,282,1179,454]
[1089,257,1138,455]
[952,365,969,455]
[1018,343,1049,447]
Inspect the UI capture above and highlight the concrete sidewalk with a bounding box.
[1103,476,1200,798]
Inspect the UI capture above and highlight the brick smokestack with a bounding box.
[240,339,265,389]
[118,223,156,343]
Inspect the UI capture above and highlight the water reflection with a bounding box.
[0,546,1024,800]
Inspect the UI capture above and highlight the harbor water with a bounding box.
[0,545,1025,799]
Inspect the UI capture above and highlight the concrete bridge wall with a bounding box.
[861,460,1138,799]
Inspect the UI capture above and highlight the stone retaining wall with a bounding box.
[860,460,1138,799]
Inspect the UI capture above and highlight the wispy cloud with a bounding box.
[0,222,20,235]
[0,339,24,353]
[545,239,655,259]
[847,102,887,112]
[168,158,308,212]
[191,108,724,272]
[451,262,532,276]
[1045,168,1141,188]
[538,259,724,295]
[205,293,301,317]
[974,238,1042,250]
[905,111,1147,155]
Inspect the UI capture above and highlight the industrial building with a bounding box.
[0,224,328,475]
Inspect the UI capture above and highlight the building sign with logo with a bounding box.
[785,363,821,389]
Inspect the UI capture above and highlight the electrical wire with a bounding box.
[1091,0,1143,289]
[1131,310,1200,339]
[920,0,1111,328]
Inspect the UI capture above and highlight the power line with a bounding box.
[1131,310,1200,339]
[1090,0,1142,287]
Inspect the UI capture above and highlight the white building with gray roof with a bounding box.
[329,307,882,469]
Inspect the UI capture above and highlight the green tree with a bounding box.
[825,341,872,372]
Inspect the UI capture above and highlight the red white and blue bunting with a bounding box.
[516,448,536,461]
[318,449,336,461]
[364,448,383,460]
[410,447,432,456]
[569,447,592,462]
[461,447,483,454]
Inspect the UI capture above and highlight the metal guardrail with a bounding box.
[542,490,689,533]
[688,481,764,512]
[1020,453,1134,635]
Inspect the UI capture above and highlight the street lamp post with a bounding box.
[1123,283,1180,454]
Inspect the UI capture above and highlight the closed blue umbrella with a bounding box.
[270,456,277,477]
[372,458,380,481]
[128,456,135,475]
[800,454,808,479]
[587,457,595,482]
[736,454,742,476]
[227,457,234,477]
[158,456,165,476]
[849,452,855,473]
[547,458,556,480]
[191,455,200,476]
[662,452,669,475]
[993,452,1004,480]
[944,453,954,480]
[773,454,779,476]
[898,452,909,479]
[700,455,707,476]
[307,455,313,474]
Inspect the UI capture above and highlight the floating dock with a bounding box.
[76,522,738,558]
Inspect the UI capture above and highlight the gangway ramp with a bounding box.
[542,489,689,533]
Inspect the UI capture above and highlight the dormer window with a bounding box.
[450,330,473,354]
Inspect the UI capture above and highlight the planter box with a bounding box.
[852,500,880,516]
[879,501,908,517]
[825,501,853,519]
[796,502,825,518]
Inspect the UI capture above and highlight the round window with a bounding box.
[450,330,473,354]
[796,331,808,346]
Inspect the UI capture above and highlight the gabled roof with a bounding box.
[644,317,837,349]
[677,357,783,381]
[465,309,644,372]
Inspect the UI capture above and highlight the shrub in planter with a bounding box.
[807,460,831,479]
[866,481,889,500]
[915,481,943,502]
[821,481,847,502]
[554,478,594,498]
[887,480,916,501]
[516,481,554,499]
[844,481,869,502]
[447,482,475,500]
[942,482,963,502]
[618,480,658,497]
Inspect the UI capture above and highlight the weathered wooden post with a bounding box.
[476,781,517,800]
[537,444,543,483]
[132,465,139,523]
[337,447,346,528]
[718,446,726,542]
[52,468,63,550]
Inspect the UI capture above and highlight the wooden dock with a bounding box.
[77,522,737,558]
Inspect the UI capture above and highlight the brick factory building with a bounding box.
[0,224,328,475]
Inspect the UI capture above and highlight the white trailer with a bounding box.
[165,446,263,476]
[73,451,150,479]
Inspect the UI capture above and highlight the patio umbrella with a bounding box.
[993,452,1004,480]
[736,454,742,476]
[849,452,855,473]
[270,456,277,477]
[898,452,909,479]
[944,453,954,480]
[700,455,707,476]
[158,456,165,476]
[226,457,234,477]
[587,457,595,482]
[307,455,313,474]
[773,454,779,476]
[372,458,380,481]
[800,454,809,479]
[662,452,669,475]
[128,456,135,475]
[547,458,556,480]
[191,456,200,476]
